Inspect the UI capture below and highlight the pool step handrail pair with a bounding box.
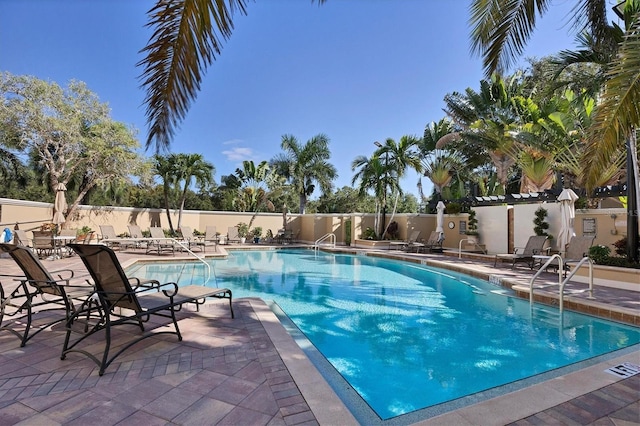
[314,233,336,251]
[529,254,594,313]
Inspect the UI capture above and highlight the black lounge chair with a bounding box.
[494,235,548,269]
[389,230,421,251]
[0,243,95,346]
[421,231,445,253]
[548,235,596,276]
[63,243,234,375]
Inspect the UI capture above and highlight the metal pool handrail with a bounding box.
[529,254,594,313]
[529,254,563,306]
[314,233,336,251]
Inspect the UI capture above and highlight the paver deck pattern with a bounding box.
[1,245,638,425]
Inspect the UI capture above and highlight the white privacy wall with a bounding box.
[475,205,509,254]
[514,202,562,251]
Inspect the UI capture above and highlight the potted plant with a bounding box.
[533,207,553,240]
[76,226,94,242]
[466,209,479,242]
[237,222,249,244]
[251,226,263,244]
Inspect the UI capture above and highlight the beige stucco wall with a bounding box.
[0,198,631,254]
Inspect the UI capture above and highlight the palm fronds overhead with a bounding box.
[138,0,249,152]
[583,16,640,190]
[469,0,612,77]
[469,0,551,76]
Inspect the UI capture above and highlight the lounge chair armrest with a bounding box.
[50,268,75,280]
[513,247,524,254]
[160,282,180,297]
[0,274,26,279]
[129,277,160,290]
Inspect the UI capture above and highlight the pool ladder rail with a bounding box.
[314,233,336,251]
[529,254,594,313]
[172,239,212,284]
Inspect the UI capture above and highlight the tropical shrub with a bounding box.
[588,245,610,265]
[362,227,377,240]
[445,202,462,214]
[466,209,479,236]
[345,219,352,245]
[237,222,249,238]
[533,207,552,240]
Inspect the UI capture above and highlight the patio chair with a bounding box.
[389,230,421,251]
[274,228,286,244]
[63,243,234,375]
[126,224,147,250]
[559,236,596,275]
[0,243,95,346]
[32,230,55,258]
[99,225,130,250]
[283,229,297,244]
[204,225,218,249]
[421,231,445,253]
[405,231,427,252]
[179,226,205,252]
[494,235,548,269]
[147,227,176,255]
[227,226,240,244]
[13,230,32,248]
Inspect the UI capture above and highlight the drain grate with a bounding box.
[604,362,640,378]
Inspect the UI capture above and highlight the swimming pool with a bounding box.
[128,249,640,421]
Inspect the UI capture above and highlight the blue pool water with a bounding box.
[128,250,640,420]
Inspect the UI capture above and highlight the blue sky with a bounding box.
[1,0,582,199]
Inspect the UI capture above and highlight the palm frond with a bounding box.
[583,17,640,190]
[570,0,610,48]
[469,0,552,76]
[138,0,249,152]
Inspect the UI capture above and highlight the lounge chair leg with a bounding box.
[227,291,234,318]
[169,305,182,341]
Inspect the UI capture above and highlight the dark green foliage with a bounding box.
[362,227,377,240]
[588,245,611,264]
[345,219,352,245]
[445,202,462,214]
[533,207,552,239]
[467,209,479,235]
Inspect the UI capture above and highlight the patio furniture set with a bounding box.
[0,242,234,376]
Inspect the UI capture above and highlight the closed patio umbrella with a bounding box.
[52,183,67,227]
[557,188,579,255]
[436,201,445,240]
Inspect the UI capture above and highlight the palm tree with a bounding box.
[270,134,337,214]
[373,136,421,235]
[152,154,178,232]
[351,154,400,239]
[173,153,214,230]
[421,150,467,200]
[233,160,278,228]
[442,75,524,195]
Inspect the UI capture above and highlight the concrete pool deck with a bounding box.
[0,246,638,425]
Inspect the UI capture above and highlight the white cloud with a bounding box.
[222,147,254,162]
[222,139,243,145]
